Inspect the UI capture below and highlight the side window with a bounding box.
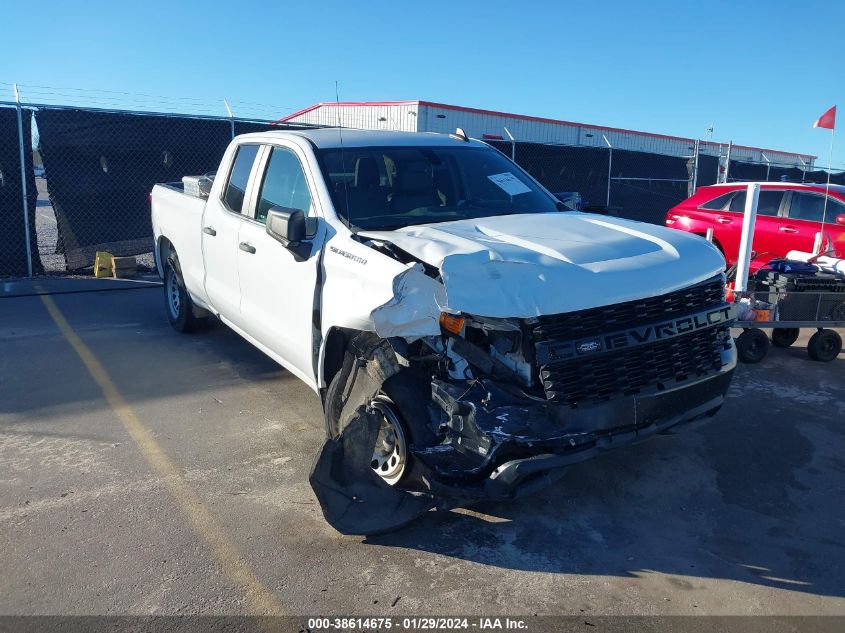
[728,190,783,216]
[256,147,313,224]
[223,144,260,213]
[789,192,845,222]
[700,192,734,210]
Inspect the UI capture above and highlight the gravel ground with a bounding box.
[33,177,154,274]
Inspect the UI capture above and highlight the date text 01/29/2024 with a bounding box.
[306,616,529,630]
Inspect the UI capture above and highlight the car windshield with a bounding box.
[317,145,560,230]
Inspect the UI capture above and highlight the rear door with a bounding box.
[201,143,261,323]
[784,190,845,257]
[690,189,742,259]
[237,143,325,387]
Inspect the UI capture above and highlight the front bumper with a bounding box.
[416,343,736,501]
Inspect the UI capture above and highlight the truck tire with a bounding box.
[736,328,769,364]
[771,328,799,348]
[807,329,842,362]
[163,252,207,333]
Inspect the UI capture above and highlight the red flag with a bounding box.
[813,105,836,129]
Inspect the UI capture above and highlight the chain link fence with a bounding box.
[1,99,843,278]
[0,102,306,277]
[488,139,845,226]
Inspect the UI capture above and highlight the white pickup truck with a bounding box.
[151,128,736,534]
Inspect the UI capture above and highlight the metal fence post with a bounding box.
[691,139,700,196]
[723,141,732,183]
[603,135,612,207]
[224,99,235,139]
[13,83,33,277]
[504,127,515,162]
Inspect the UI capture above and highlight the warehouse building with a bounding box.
[281,100,815,168]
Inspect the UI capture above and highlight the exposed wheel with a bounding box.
[325,365,410,487]
[163,252,207,332]
[367,396,407,485]
[771,328,800,348]
[324,354,436,488]
[807,329,842,362]
[736,328,769,363]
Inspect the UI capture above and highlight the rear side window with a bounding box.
[255,147,313,224]
[223,144,260,213]
[727,190,783,216]
[789,192,845,222]
[700,192,734,210]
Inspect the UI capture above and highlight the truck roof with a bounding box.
[237,127,487,149]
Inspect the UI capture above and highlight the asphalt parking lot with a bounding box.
[1,281,845,618]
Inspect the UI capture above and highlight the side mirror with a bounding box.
[836,214,845,226]
[266,207,306,247]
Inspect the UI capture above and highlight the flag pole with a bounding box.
[813,125,836,254]
[821,125,835,230]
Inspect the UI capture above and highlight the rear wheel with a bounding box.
[807,329,842,362]
[163,252,207,333]
[736,328,769,363]
[771,328,800,348]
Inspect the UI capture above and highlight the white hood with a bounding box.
[360,212,725,319]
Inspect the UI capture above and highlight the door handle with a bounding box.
[779,226,798,233]
[715,216,732,224]
[239,242,256,254]
[203,226,217,236]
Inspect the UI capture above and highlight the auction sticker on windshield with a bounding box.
[487,172,532,196]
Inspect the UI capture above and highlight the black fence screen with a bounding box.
[35,108,279,270]
[727,160,845,186]
[0,107,40,276]
[488,140,691,225]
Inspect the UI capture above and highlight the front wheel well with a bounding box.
[321,327,357,394]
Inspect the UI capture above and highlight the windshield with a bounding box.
[317,145,560,230]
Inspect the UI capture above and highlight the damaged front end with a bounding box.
[310,274,736,536]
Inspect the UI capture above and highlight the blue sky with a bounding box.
[2,0,844,167]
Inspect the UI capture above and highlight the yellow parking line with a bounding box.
[39,292,285,616]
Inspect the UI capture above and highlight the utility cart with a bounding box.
[734,270,845,363]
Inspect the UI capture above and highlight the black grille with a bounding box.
[532,275,730,406]
[533,276,725,343]
[540,325,731,406]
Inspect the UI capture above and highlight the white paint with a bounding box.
[360,212,724,318]
[370,264,447,339]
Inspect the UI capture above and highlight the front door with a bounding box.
[784,190,845,257]
[237,144,325,387]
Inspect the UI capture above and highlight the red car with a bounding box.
[665,183,845,269]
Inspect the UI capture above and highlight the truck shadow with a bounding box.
[366,357,845,600]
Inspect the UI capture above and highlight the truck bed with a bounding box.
[151,182,209,307]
